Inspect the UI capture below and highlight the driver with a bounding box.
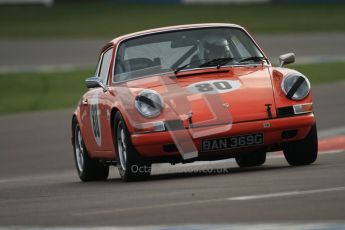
[197,35,232,62]
[189,34,232,67]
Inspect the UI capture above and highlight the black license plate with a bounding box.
[201,133,264,152]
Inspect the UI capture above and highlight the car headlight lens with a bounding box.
[135,89,164,118]
[281,73,311,100]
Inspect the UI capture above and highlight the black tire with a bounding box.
[235,150,266,167]
[114,112,151,182]
[72,121,109,182]
[283,123,318,166]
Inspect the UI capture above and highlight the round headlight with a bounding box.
[281,73,311,100]
[135,89,164,118]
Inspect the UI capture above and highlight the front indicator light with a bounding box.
[293,103,313,115]
[133,121,166,133]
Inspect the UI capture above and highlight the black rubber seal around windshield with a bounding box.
[175,69,229,78]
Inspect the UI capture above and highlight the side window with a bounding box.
[98,48,113,85]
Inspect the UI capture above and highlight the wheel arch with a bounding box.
[110,106,135,135]
[71,114,78,146]
[110,107,120,137]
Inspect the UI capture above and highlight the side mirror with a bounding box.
[85,77,108,92]
[279,53,295,67]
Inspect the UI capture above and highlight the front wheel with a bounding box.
[114,112,151,182]
[283,123,318,166]
[72,122,109,182]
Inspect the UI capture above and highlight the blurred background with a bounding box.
[0,0,345,113]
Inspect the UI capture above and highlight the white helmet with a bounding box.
[198,35,231,60]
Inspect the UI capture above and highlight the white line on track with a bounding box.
[74,186,345,216]
[73,197,226,216]
[227,186,345,201]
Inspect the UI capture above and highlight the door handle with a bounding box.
[82,98,88,106]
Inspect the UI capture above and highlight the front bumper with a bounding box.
[131,113,315,158]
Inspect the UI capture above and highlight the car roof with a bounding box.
[106,23,244,48]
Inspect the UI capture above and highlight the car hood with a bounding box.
[125,66,276,126]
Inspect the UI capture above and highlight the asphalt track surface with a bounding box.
[1,33,345,72]
[0,80,345,227]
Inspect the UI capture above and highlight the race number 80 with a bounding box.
[187,80,241,94]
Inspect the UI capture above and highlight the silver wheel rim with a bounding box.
[117,122,127,170]
[74,125,85,173]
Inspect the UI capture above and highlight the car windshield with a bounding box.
[114,27,265,82]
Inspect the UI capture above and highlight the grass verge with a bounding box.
[291,62,345,84]
[0,62,344,115]
[1,3,345,38]
[0,69,93,114]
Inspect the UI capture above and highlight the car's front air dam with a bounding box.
[131,113,315,157]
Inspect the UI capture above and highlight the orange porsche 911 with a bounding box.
[71,23,317,182]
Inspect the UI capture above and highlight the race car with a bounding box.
[71,23,318,182]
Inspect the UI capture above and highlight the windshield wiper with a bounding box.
[174,63,190,74]
[174,57,234,75]
[199,57,234,69]
[239,56,266,63]
[174,58,208,74]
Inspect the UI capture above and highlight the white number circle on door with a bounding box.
[187,80,241,94]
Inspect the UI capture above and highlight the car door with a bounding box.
[96,47,115,153]
[81,47,113,157]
